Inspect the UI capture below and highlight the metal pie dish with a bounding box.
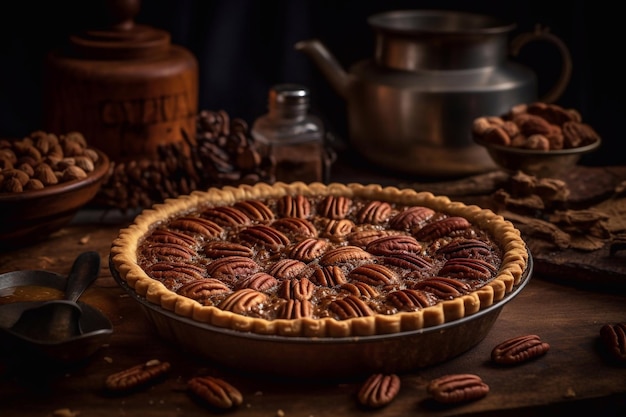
[109,252,532,379]
[474,136,600,178]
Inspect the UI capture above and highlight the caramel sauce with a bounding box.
[0,286,64,305]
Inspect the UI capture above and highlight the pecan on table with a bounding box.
[187,375,243,409]
[357,373,401,409]
[426,373,489,404]
[104,359,171,393]
[600,323,626,364]
[491,334,550,365]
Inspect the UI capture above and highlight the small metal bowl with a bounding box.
[0,149,109,250]
[0,268,113,364]
[474,136,601,178]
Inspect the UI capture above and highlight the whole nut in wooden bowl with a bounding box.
[472,102,601,178]
[0,131,110,250]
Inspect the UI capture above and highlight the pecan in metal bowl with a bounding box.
[472,102,601,178]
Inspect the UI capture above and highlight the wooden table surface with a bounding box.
[1,158,626,416]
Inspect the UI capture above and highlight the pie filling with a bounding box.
[111,182,528,338]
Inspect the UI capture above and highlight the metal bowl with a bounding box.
[0,269,113,364]
[474,136,600,178]
[0,149,109,250]
[109,252,532,380]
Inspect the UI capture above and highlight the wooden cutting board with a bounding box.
[401,166,626,291]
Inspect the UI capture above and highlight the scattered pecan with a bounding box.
[357,373,401,409]
[104,359,171,393]
[426,374,489,404]
[187,375,243,409]
[491,334,550,365]
[599,323,626,363]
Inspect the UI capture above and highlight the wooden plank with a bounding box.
[1,220,625,416]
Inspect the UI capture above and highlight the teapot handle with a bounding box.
[510,25,572,104]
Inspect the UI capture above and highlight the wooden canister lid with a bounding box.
[67,0,170,60]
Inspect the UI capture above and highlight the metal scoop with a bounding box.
[0,251,113,363]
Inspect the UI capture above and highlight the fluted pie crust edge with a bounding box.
[110,182,528,338]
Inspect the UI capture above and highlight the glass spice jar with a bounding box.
[251,84,325,183]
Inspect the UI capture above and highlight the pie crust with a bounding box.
[110,182,528,338]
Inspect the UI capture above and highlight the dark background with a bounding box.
[1,0,623,169]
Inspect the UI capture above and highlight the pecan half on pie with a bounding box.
[110,182,528,338]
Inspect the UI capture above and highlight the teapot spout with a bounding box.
[295,39,349,99]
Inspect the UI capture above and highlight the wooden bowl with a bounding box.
[0,150,110,250]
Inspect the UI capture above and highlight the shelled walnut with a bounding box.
[0,131,100,193]
[473,102,600,150]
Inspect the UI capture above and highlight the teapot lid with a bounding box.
[368,9,516,35]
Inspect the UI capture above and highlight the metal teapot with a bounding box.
[296,10,572,177]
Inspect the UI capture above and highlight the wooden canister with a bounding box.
[43,1,198,163]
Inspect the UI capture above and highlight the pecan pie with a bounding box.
[110,182,528,338]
